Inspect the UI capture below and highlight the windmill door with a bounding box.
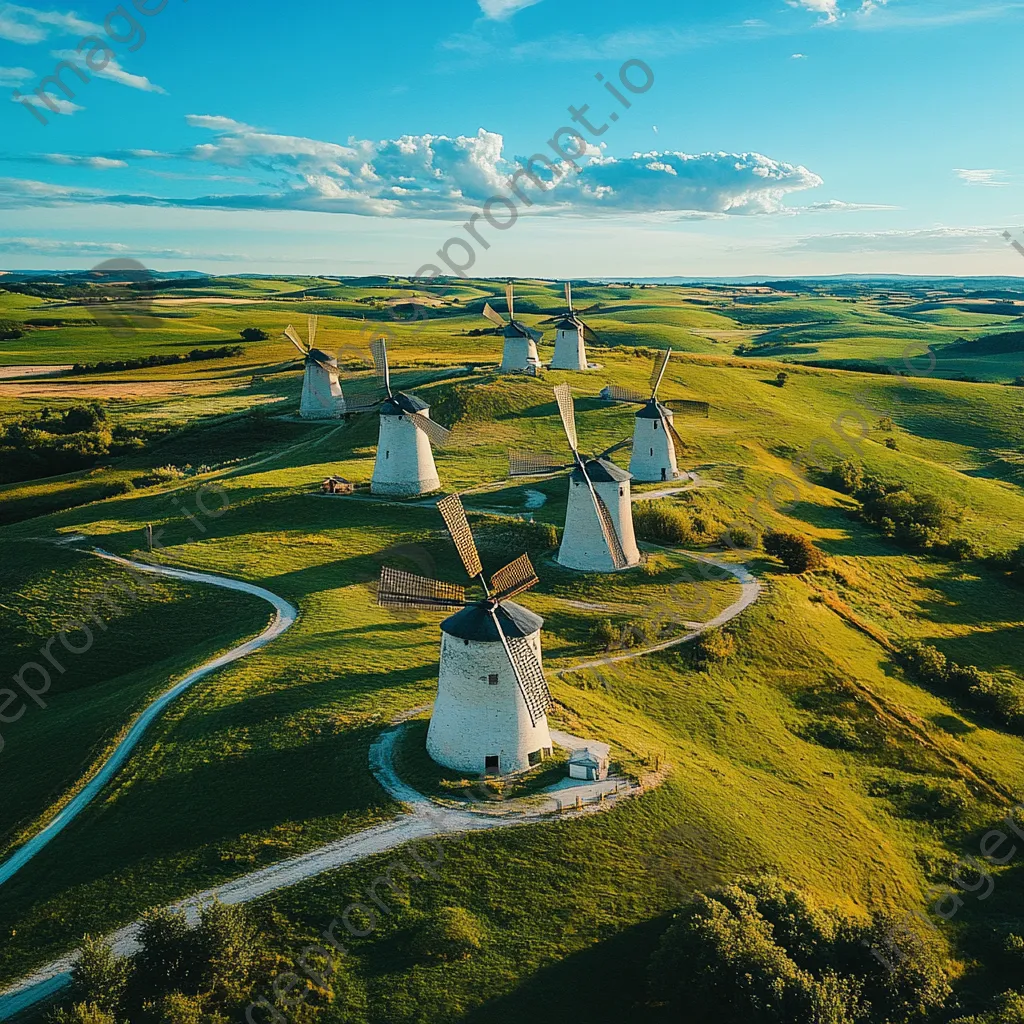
[485,755,500,775]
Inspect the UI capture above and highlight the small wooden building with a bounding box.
[321,476,354,495]
[568,747,609,782]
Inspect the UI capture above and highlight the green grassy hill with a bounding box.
[0,274,1023,1022]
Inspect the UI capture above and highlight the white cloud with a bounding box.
[11,89,80,114]
[791,52,808,58]
[0,236,241,260]
[40,153,128,169]
[0,175,102,204]
[52,49,166,93]
[804,199,900,211]
[788,0,842,23]
[954,168,1010,187]
[0,3,100,44]
[477,0,543,19]
[0,119,827,220]
[789,226,1004,254]
[0,64,33,84]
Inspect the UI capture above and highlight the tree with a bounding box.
[239,328,268,342]
[764,530,825,573]
[71,936,130,1015]
[0,319,24,340]
[776,371,790,387]
[49,1004,117,1024]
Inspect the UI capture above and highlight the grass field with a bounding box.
[1,273,1023,1022]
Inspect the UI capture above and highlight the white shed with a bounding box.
[568,746,609,782]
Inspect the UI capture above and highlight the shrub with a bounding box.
[649,877,950,1023]
[49,1004,117,1023]
[951,991,1024,1024]
[0,318,24,340]
[824,460,863,496]
[776,371,789,387]
[869,777,971,822]
[693,629,736,669]
[884,438,899,450]
[633,501,697,546]
[723,524,758,549]
[239,327,268,342]
[591,619,617,650]
[473,516,558,565]
[412,907,485,961]
[763,530,825,573]
[71,936,129,1015]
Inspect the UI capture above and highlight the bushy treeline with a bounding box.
[825,461,967,555]
[894,640,1024,735]
[0,403,149,484]
[649,876,950,1023]
[72,346,244,375]
[49,903,276,1024]
[0,318,24,340]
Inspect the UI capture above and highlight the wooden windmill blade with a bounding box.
[663,399,710,418]
[411,412,452,448]
[377,566,466,611]
[575,459,629,570]
[509,451,570,478]
[487,608,551,727]
[482,302,506,327]
[581,323,600,344]
[650,349,672,399]
[307,314,319,350]
[436,493,483,579]
[369,336,392,395]
[552,383,579,453]
[661,414,686,463]
[604,384,647,405]
[283,325,308,356]
[490,553,539,603]
[506,281,515,322]
[565,281,573,311]
[342,390,386,413]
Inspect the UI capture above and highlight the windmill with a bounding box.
[601,350,709,483]
[481,281,543,375]
[347,336,452,497]
[540,282,597,371]
[377,493,553,775]
[510,384,641,573]
[283,315,345,420]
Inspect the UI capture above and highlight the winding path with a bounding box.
[0,540,759,1020]
[0,553,298,891]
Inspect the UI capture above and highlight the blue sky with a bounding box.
[0,0,1022,276]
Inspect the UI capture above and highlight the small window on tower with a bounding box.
[487,673,499,685]
[654,421,659,430]
[650,448,654,457]
[385,450,390,459]
[620,487,625,497]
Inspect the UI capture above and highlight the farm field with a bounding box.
[0,273,1023,1023]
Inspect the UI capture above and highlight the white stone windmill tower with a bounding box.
[377,493,553,775]
[602,350,710,483]
[481,282,543,375]
[283,316,345,420]
[346,337,452,497]
[539,282,597,371]
[510,384,641,573]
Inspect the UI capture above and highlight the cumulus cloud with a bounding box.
[478,0,544,19]
[955,168,1009,187]
[788,0,842,23]
[0,3,100,44]
[0,118,827,219]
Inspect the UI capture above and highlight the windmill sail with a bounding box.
[370,336,392,395]
[437,493,483,579]
[650,349,671,398]
[509,451,570,478]
[377,567,466,611]
[553,383,579,454]
[490,553,539,602]
[482,303,506,328]
[410,413,452,448]
[488,608,551,726]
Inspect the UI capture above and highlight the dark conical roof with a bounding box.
[571,457,632,484]
[441,600,543,642]
[636,399,670,420]
[307,349,338,366]
[555,315,582,332]
[380,392,429,416]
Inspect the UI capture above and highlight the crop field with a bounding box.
[0,274,1023,1023]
